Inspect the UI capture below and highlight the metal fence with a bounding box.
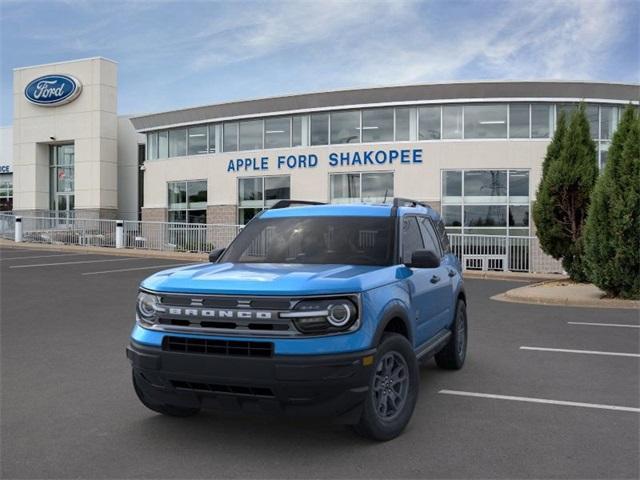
[20,216,118,248]
[448,234,564,274]
[0,213,15,240]
[122,221,242,253]
[1,213,565,273]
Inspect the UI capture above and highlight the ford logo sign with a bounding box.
[24,74,82,106]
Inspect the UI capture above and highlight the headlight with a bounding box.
[282,297,358,334]
[136,291,160,325]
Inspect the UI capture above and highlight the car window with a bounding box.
[401,216,424,264]
[418,217,442,258]
[434,218,451,253]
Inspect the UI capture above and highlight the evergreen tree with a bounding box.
[533,104,598,281]
[584,106,640,298]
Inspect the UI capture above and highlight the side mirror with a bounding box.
[208,248,225,263]
[406,249,440,269]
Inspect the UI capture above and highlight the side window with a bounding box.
[402,216,424,264]
[418,217,442,258]
[435,218,451,253]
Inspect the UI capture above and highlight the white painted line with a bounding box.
[438,390,640,413]
[10,258,136,269]
[520,346,640,358]
[568,322,640,329]
[0,253,88,261]
[82,263,196,275]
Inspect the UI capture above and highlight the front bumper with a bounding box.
[127,341,376,422]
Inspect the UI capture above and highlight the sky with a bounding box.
[1,0,638,126]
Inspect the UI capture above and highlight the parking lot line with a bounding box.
[1,253,88,261]
[520,346,640,358]
[568,321,640,329]
[82,263,196,275]
[10,258,136,269]
[438,390,640,413]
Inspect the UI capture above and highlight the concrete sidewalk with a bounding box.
[493,280,640,309]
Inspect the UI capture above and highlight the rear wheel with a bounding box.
[353,333,419,441]
[435,299,467,370]
[132,372,200,417]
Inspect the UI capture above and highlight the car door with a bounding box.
[418,216,454,332]
[400,216,442,347]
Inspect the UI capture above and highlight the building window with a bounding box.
[395,107,411,141]
[531,104,552,138]
[0,173,12,211]
[158,131,168,159]
[600,106,619,140]
[168,128,187,157]
[168,180,207,223]
[292,116,303,147]
[265,117,291,149]
[208,124,217,153]
[239,119,263,151]
[223,122,239,152]
[310,113,329,145]
[419,106,441,140]
[238,176,290,224]
[330,172,393,203]
[442,105,463,139]
[441,169,529,236]
[147,132,158,160]
[50,144,75,218]
[464,104,507,139]
[330,110,360,144]
[187,126,208,155]
[509,104,530,139]
[362,108,394,143]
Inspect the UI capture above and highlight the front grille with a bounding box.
[159,294,292,310]
[163,336,273,357]
[171,380,274,398]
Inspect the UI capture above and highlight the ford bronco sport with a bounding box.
[127,198,467,440]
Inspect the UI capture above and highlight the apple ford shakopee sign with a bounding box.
[24,74,82,106]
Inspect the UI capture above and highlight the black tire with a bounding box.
[132,372,200,417]
[353,333,419,441]
[435,299,467,370]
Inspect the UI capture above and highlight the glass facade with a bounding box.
[168,180,207,223]
[330,172,393,203]
[143,103,624,166]
[0,173,12,211]
[441,169,530,236]
[49,144,75,218]
[238,176,290,224]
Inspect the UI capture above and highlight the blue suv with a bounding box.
[127,198,467,440]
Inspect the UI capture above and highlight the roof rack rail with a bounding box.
[269,200,326,210]
[390,197,431,216]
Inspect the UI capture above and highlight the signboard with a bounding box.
[226,148,423,172]
[0,165,11,174]
[24,74,82,106]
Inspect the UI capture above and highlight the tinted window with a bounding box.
[239,120,263,150]
[509,104,529,138]
[265,117,290,149]
[418,217,441,257]
[169,128,186,157]
[434,218,451,253]
[419,106,441,140]
[310,113,329,145]
[464,104,507,139]
[222,216,395,266]
[362,108,393,142]
[395,107,411,141]
[362,172,393,202]
[188,126,207,155]
[402,216,424,264]
[531,104,551,138]
[223,122,238,152]
[442,106,463,139]
[331,111,360,144]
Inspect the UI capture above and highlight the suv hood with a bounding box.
[140,262,399,295]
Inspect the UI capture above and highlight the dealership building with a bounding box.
[5,57,639,240]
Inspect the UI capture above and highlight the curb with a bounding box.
[462,271,567,282]
[0,239,208,262]
[492,282,640,310]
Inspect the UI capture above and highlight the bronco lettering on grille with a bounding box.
[158,306,274,320]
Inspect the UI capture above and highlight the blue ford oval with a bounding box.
[24,74,82,106]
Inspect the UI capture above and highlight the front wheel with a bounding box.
[435,299,467,370]
[353,333,419,441]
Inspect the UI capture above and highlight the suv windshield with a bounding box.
[222,216,395,266]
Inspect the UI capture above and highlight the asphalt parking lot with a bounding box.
[1,245,638,479]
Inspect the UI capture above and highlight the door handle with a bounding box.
[448,269,456,277]
[430,275,440,284]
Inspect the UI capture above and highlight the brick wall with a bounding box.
[207,205,237,225]
[141,208,167,223]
